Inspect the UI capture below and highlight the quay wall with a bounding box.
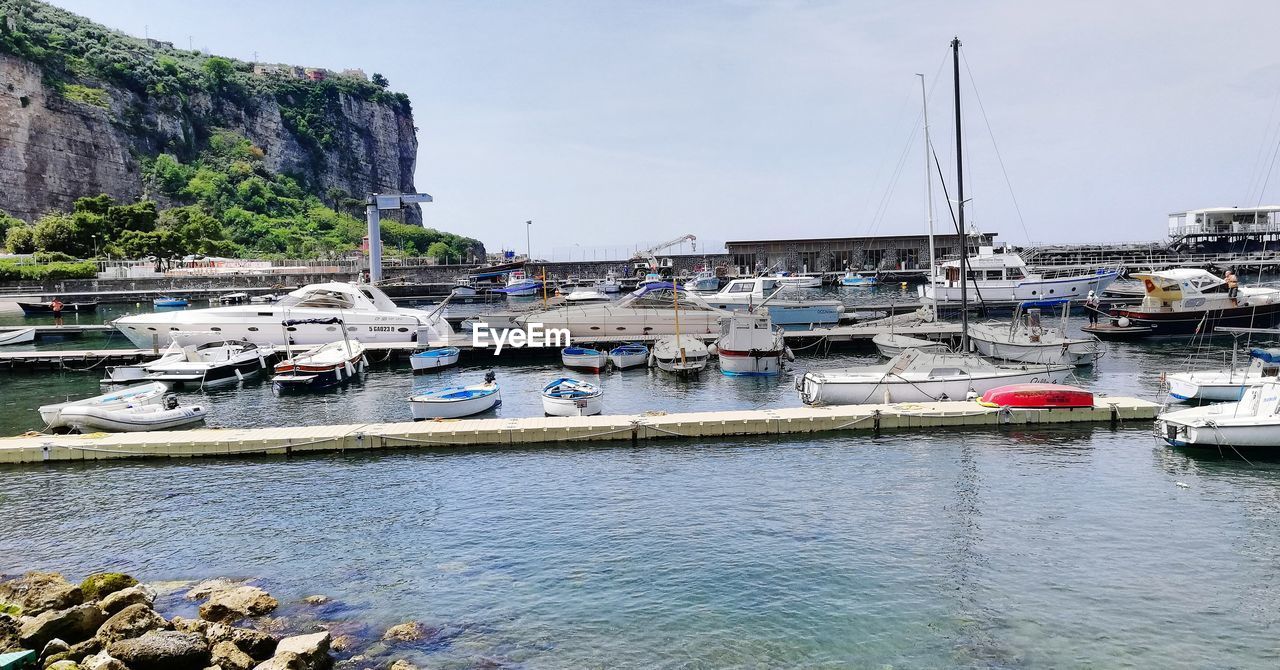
[527,254,734,280]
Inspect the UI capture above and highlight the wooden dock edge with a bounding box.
[0,397,1159,465]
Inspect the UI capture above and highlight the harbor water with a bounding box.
[2,287,1280,667]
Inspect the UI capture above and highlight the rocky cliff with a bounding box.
[0,2,421,224]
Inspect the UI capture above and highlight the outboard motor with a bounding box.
[1027,308,1043,342]
[484,370,497,385]
[164,394,179,410]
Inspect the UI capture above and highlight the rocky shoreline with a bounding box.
[0,572,429,670]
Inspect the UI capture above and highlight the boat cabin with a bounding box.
[277,283,398,312]
[930,249,1031,284]
[1132,269,1228,310]
[715,277,783,298]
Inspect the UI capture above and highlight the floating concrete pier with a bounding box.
[0,397,1159,465]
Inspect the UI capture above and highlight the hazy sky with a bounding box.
[55,1,1280,256]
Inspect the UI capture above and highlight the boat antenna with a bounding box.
[918,72,936,320]
[952,36,969,352]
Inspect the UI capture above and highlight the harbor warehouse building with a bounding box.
[724,232,997,274]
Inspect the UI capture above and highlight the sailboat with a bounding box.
[798,39,1078,405]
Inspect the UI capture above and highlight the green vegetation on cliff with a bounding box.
[0,0,484,263]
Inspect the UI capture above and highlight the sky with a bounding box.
[54,0,1280,258]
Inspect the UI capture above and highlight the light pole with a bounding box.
[525,220,532,261]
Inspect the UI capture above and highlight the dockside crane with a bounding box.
[631,234,697,272]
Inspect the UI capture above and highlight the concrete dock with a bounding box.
[0,397,1158,465]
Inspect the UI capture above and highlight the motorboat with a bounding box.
[564,288,611,304]
[496,270,541,296]
[61,396,207,433]
[770,272,822,288]
[919,248,1119,305]
[249,293,279,304]
[541,378,604,416]
[410,372,501,419]
[0,327,35,346]
[1102,279,1146,300]
[967,299,1103,366]
[410,346,461,372]
[797,348,1073,405]
[272,337,367,391]
[840,271,878,287]
[1100,269,1280,337]
[598,271,622,294]
[1156,380,1280,448]
[683,270,720,292]
[142,338,268,389]
[562,346,607,371]
[608,343,650,369]
[639,272,665,288]
[1166,346,1280,403]
[502,283,730,339]
[153,297,189,307]
[871,332,949,357]
[976,383,1095,408]
[113,282,454,348]
[39,382,169,429]
[704,277,844,327]
[451,279,479,297]
[216,292,249,304]
[102,341,188,385]
[713,311,788,376]
[652,334,710,375]
[17,301,97,315]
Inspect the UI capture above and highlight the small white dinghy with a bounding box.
[409,371,501,419]
[652,335,709,375]
[562,346,607,371]
[410,346,461,372]
[0,327,36,346]
[872,332,949,357]
[542,378,604,416]
[608,343,650,370]
[39,382,170,429]
[61,396,207,433]
[967,299,1103,366]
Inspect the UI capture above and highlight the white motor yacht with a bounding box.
[113,282,453,348]
[704,277,844,327]
[920,248,1119,305]
[507,284,730,339]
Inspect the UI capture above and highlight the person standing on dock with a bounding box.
[50,297,64,327]
[1225,269,1239,306]
[1085,290,1101,325]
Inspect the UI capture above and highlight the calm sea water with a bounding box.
[2,287,1280,667]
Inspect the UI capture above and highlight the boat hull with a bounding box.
[0,328,36,346]
[608,350,649,370]
[410,389,501,419]
[562,349,607,371]
[968,334,1101,366]
[977,383,1094,408]
[146,354,267,389]
[410,347,461,372]
[62,404,207,433]
[1166,370,1258,402]
[706,301,842,327]
[923,270,1119,304]
[39,382,169,429]
[1108,302,1280,336]
[718,348,782,376]
[541,394,603,416]
[17,301,97,315]
[871,333,948,357]
[798,366,1071,405]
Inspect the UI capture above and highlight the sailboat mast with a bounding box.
[918,73,935,286]
[952,36,968,352]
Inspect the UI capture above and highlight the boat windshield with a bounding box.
[617,284,715,311]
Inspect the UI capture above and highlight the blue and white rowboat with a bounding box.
[542,378,603,416]
[411,346,461,372]
[608,343,650,369]
[410,373,501,419]
[562,346,607,371]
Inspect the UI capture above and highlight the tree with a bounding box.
[0,211,23,242]
[202,56,234,91]
[371,73,388,89]
[5,225,35,254]
[426,241,451,263]
[325,187,348,214]
[32,213,88,257]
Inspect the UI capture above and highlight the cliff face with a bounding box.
[0,52,420,224]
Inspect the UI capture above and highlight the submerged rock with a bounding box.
[99,585,156,615]
[389,660,420,670]
[107,630,209,670]
[0,572,83,615]
[19,604,107,648]
[381,622,427,643]
[45,660,80,670]
[302,596,330,606]
[199,586,279,623]
[95,603,166,643]
[185,579,244,601]
[170,616,209,636]
[79,574,137,603]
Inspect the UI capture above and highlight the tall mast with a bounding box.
[952,36,968,352]
[918,73,935,286]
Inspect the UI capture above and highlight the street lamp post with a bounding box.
[526,220,532,262]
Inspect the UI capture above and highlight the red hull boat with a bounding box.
[977,383,1094,408]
